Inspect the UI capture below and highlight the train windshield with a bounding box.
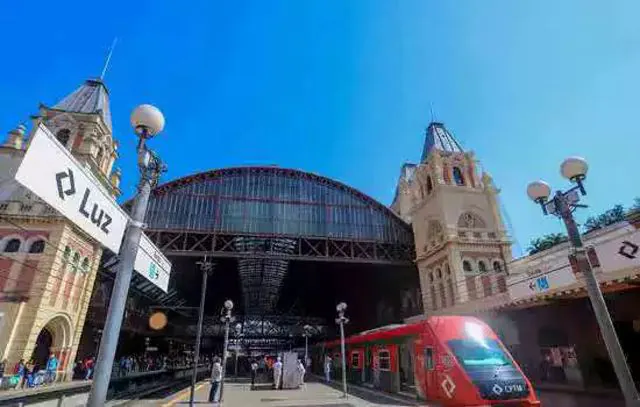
[447,339,512,368]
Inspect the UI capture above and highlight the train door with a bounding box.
[424,346,436,394]
[364,346,374,386]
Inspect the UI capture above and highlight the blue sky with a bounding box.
[1,1,639,255]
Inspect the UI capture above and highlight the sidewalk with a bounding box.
[159,378,425,407]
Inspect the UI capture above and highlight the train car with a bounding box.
[314,316,539,406]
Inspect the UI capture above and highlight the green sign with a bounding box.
[148,262,159,280]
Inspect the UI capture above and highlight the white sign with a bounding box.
[595,228,640,273]
[134,232,171,293]
[508,265,577,301]
[14,125,128,253]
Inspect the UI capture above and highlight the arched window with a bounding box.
[462,260,473,274]
[428,272,434,283]
[445,264,451,276]
[4,238,21,253]
[426,176,433,194]
[436,268,442,279]
[81,258,90,273]
[453,167,465,186]
[493,261,502,273]
[72,252,80,272]
[458,212,487,229]
[63,246,71,261]
[478,261,487,273]
[28,239,45,254]
[96,147,105,166]
[56,129,71,146]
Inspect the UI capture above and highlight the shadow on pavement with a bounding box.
[309,376,419,406]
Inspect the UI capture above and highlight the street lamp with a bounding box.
[527,157,640,407]
[302,325,312,369]
[335,302,349,398]
[219,300,234,401]
[88,104,166,407]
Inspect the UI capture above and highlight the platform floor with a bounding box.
[155,380,422,407]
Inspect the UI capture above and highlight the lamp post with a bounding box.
[527,157,640,407]
[335,302,349,398]
[302,325,312,368]
[189,256,214,406]
[88,104,166,407]
[219,300,234,402]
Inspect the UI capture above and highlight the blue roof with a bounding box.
[52,79,112,131]
[421,122,463,162]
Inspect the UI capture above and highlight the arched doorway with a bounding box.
[32,328,53,368]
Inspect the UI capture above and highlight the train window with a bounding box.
[378,350,391,370]
[424,347,434,370]
[447,338,512,369]
[351,352,360,368]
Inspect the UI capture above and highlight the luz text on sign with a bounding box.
[14,124,128,253]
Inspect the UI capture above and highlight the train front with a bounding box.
[433,316,540,406]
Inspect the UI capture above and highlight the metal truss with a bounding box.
[146,230,415,265]
[181,314,327,339]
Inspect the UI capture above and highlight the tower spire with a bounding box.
[99,38,118,81]
[421,122,464,162]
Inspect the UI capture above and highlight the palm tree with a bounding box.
[527,233,568,255]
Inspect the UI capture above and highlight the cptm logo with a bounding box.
[148,262,159,280]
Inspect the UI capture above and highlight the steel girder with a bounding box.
[146,230,415,265]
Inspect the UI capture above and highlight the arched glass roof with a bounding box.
[144,166,413,245]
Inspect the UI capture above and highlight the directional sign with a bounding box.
[595,228,640,272]
[134,233,171,293]
[509,265,576,301]
[14,125,128,253]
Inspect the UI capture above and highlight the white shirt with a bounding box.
[274,361,283,372]
[211,362,222,382]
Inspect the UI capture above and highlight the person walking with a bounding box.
[273,357,283,390]
[84,356,94,380]
[46,353,58,384]
[250,359,258,389]
[209,356,222,403]
[324,356,332,383]
[297,359,306,388]
[14,359,25,389]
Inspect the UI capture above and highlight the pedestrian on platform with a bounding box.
[250,359,258,389]
[209,356,222,403]
[297,359,306,388]
[46,353,58,384]
[0,359,6,388]
[14,359,25,389]
[324,356,332,383]
[84,357,94,380]
[273,356,283,390]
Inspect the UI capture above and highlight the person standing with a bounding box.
[250,360,258,389]
[14,359,25,389]
[273,357,283,390]
[324,356,332,383]
[297,359,306,388]
[46,353,58,384]
[209,356,222,403]
[84,356,94,380]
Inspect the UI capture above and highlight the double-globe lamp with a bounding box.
[526,157,640,407]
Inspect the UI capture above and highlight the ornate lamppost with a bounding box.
[88,105,166,407]
[219,300,234,401]
[335,302,349,398]
[527,157,640,407]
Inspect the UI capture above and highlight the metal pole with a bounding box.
[189,267,208,406]
[220,317,231,402]
[87,140,154,407]
[556,193,640,406]
[339,321,347,398]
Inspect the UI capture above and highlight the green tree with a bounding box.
[527,233,568,255]
[583,204,626,233]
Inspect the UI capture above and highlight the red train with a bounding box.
[314,316,540,406]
